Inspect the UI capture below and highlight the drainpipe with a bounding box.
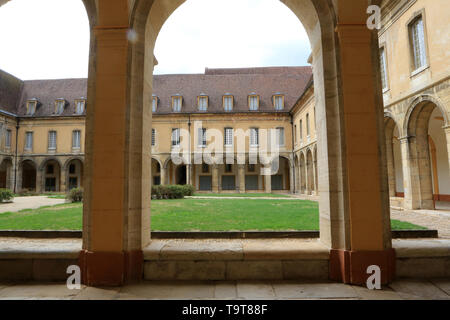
[13,119,19,193]
[290,114,296,194]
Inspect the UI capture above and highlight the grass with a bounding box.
[192,193,291,198]
[0,198,427,231]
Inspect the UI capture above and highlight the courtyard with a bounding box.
[0,196,427,232]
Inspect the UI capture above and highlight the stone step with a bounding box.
[143,239,330,281]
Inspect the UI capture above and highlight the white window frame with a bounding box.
[248,95,259,111]
[26,100,37,115]
[5,129,11,148]
[380,46,389,91]
[55,100,65,114]
[172,128,180,147]
[250,128,259,147]
[198,127,207,147]
[25,132,33,151]
[223,95,233,112]
[48,131,57,151]
[408,14,428,74]
[151,128,156,146]
[276,127,285,146]
[72,130,81,149]
[152,97,158,112]
[198,96,208,112]
[172,96,182,112]
[75,100,85,114]
[273,95,284,110]
[224,127,233,147]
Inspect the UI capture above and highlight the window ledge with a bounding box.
[410,65,429,78]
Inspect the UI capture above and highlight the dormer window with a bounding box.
[55,99,66,114]
[26,99,38,115]
[248,94,259,111]
[172,95,182,112]
[223,94,233,112]
[75,99,85,114]
[198,95,208,111]
[152,95,158,112]
[273,94,284,110]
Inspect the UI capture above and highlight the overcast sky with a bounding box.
[0,0,310,80]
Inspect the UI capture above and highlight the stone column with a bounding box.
[313,160,318,195]
[263,165,271,193]
[445,126,450,180]
[289,163,295,193]
[212,165,219,193]
[385,135,396,198]
[36,169,43,194]
[328,16,394,285]
[238,164,245,193]
[186,164,193,185]
[305,162,311,195]
[160,167,167,185]
[80,1,149,286]
[60,167,67,193]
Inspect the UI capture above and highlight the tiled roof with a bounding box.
[153,66,312,114]
[0,69,23,114]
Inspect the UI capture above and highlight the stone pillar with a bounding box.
[238,164,245,193]
[186,164,193,185]
[313,160,318,195]
[328,16,394,285]
[160,167,167,185]
[289,163,295,193]
[36,169,43,194]
[444,126,450,183]
[264,166,271,193]
[80,1,149,286]
[60,167,67,193]
[212,165,219,193]
[305,162,311,195]
[385,135,396,198]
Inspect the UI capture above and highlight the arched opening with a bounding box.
[41,159,61,192]
[405,98,450,209]
[299,152,306,194]
[0,158,13,189]
[66,159,83,190]
[385,116,404,198]
[306,149,314,194]
[20,160,36,192]
[271,156,291,192]
[151,158,162,186]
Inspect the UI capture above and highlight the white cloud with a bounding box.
[0,0,310,79]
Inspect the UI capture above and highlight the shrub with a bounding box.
[0,188,14,202]
[151,184,194,199]
[67,187,83,203]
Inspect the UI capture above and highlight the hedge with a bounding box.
[67,187,83,203]
[0,188,14,202]
[151,184,195,199]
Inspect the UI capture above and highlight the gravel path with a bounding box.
[0,196,66,214]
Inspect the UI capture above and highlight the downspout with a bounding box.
[290,114,296,194]
[13,119,19,193]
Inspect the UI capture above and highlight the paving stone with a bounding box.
[236,282,276,299]
[430,279,450,296]
[272,282,359,299]
[214,281,237,299]
[351,285,403,300]
[120,281,215,299]
[389,280,450,300]
[0,283,81,299]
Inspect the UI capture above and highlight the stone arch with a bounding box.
[39,158,62,192]
[63,157,84,171]
[64,158,84,191]
[18,158,37,192]
[0,157,14,190]
[384,116,404,198]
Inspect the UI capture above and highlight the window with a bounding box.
[198,96,208,111]
[224,127,233,146]
[5,129,11,148]
[202,163,209,173]
[48,131,57,150]
[172,96,182,112]
[294,125,297,143]
[172,128,180,146]
[299,120,303,141]
[250,128,259,146]
[72,130,81,149]
[198,128,207,147]
[55,99,65,114]
[225,164,233,173]
[223,95,233,112]
[273,95,284,110]
[26,100,37,115]
[25,132,33,150]
[151,129,156,146]
[409,16,427,71]
[248,94,259,111]
[380,47,388,90]
[75,100,85,114]
[306,113,310,136]
[152,96,158,112]
[276,127,285,146]
[248,164,255,172]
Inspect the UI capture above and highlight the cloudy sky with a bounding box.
[0,0,310,80]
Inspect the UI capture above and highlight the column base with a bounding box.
[79,249,143,286]
[329,248,395,285]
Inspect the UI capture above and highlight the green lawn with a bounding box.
[192,193,291,198]
[0,199,426,231]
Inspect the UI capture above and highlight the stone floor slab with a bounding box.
[214,281,237,299]
[236,282,276,299]
[0,283,81,299]
[429,279,450,296]
[119,281,215,299]
[351,285,403,300]
[272,282,359,299]
[72,286,120,300]
[389,280,450,300]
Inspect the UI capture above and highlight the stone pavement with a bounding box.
[0,279,448,300]
[0,196,66,214]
